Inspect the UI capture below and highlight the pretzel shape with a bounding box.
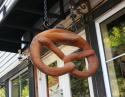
[30,29,99,78]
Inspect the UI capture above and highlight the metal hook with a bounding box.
[43,21,49,29]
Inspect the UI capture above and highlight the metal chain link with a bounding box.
[43,0,49,28]
[44,0,48,22]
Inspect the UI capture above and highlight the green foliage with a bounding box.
[11,72,29,97]
[113,59,125,97]
[70,59,90,97]
[107,22,125,97]
[109,25,125,48]
[0,87,6,97]
[21,72,29,97]
[22,85,29,97]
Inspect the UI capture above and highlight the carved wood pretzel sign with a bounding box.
[30,29,99,78]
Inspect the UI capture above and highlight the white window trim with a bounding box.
[9,68,28,97]
[95,1,125,97]
[37,30,95,97]
[85,58,94,97]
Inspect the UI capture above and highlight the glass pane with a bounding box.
[100,8,125,97]
[20,72,29,97]
[47,61,63,97]
[11,71,29,97]
[12,77,20,97]
[100,8,125,61]
[0,86,6,97]
[106,57,125,97]
[70,58,90,97]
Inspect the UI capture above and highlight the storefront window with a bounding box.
[47,61,63,97]
[11,71,29,97]
[70,58,90,97]
[0,86,6,97]
[100,8,125,97]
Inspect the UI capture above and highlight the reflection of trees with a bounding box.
[21,73,29,97]
[70,59,90,97]
[22,85,29,97]
[48,62,58,88]
[113,58,125,97]
[108,23,125,97]
[11,72,29,97]
[109,25,125,55]
[0,87,5,97]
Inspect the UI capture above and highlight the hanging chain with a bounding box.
[43,0,49,28]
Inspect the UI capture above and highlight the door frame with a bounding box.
[95,1,125,97]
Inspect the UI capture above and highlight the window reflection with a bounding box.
[100,8,125,60]
[70,58,90,97]
[47,61,63,97]
[12,77,19,97]
[106,57,125,97]
[100,8,125,97]
[11,71,29,97]
[20,72,29,97]
[0,86,6,97]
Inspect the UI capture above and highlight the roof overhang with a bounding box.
[0,0,107,53]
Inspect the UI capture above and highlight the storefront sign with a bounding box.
[30,29,99,78]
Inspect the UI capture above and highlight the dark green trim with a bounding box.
[28,61,36,97]
[85,19,106,97]
[5,80,9,97]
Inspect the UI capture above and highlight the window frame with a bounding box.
[95,1,125,97]
[9,68,28,97]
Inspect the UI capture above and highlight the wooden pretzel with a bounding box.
[30,29,99,78]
